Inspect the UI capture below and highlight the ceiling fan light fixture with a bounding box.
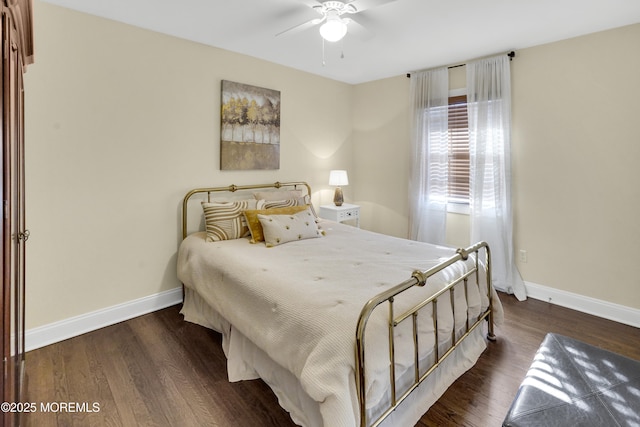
[319,16,348,42]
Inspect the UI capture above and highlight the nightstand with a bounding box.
[319,203,360,228]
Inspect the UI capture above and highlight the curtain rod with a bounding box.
[406,51,515,78]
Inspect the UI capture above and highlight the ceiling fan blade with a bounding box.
[344,17,375,41]
[347,0,398,13]
[273,0,322,20]
[299,0,324,7]
[276,16,325,37]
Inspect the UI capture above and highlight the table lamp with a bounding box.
[329,170,349,206]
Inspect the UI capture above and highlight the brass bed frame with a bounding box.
[181,181,496,427]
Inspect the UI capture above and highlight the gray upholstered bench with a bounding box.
[503,333,640,426]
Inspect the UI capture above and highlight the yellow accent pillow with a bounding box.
[243,205,309,243]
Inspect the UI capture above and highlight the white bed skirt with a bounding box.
[181,287,488,427]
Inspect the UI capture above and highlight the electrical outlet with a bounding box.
[519,249,528,263]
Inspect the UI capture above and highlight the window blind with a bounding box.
[448,95,469,203]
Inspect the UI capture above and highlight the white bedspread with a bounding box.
[177,221,503,427]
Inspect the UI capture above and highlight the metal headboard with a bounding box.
[181,181,312,240]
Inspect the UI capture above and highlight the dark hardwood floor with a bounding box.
[23,293,640,427]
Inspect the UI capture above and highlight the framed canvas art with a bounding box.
[220,80,281,170]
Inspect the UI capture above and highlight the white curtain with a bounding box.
[467,55,526,300]
[408,67,449,245]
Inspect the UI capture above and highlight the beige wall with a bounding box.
[511,24,640,309]
[24,2,354,329]
[24,1,639,331]
[352,77,410,237]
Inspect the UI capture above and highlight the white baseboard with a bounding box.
[524,281,640,329]
[25,283,638,352]
[25,287,183,352]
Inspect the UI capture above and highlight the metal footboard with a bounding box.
[355,241,495,427]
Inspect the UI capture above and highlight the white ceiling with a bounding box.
[41,0,640,84]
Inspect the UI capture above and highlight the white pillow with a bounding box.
[257,208,320,247]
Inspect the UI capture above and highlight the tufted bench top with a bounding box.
[503,333,640,426]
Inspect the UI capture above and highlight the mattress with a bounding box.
[177,220,503,426]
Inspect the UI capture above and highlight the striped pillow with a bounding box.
[256,195,317,217]
[202,200,257,242]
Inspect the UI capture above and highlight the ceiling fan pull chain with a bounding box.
[322,38,326,66]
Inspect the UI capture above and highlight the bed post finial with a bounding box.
[411,270,428,286]
[456,248,469,260]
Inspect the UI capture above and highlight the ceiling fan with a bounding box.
[277,0,398,43]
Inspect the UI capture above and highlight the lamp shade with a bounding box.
[319,16,348,42]
[329,170,349,186]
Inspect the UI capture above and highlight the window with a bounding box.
[447,93,470,208]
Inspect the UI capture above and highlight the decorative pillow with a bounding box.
[243,205,309,243]
[258,208,321,247]
[202,199,257,242]
[253,190,303,201]
[256,195,318,217]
